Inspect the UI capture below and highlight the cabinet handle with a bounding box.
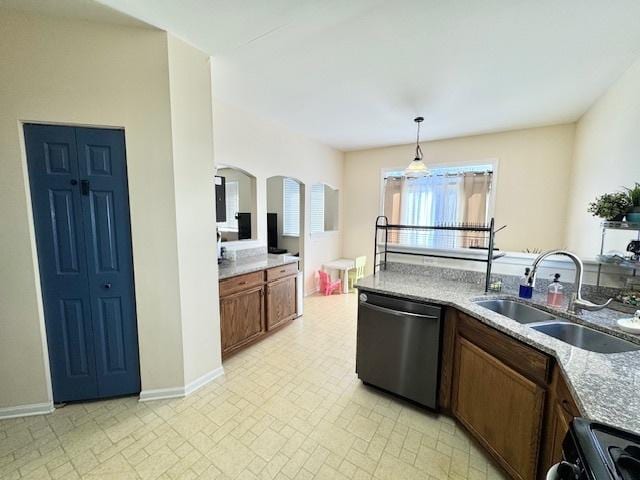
[280,269,286,273]
[80,179,90,196]
[560,399,574,415]
[238,281,247,285]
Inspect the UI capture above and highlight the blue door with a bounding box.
[25,124,140,403]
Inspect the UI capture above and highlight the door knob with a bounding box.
[103,283,112,289]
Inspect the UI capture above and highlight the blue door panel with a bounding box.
[76,127,140,397]
[48,189,81,274]
[59,299,91,377]
[89,190,119,273]
[97,297,127,373]
[25,124,140,403]
[25,124,98,402]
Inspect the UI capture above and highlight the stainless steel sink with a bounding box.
[474,299,557,324]
[530,322,640,354]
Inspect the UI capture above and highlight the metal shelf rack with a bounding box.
[373,216,506,292]
[596,221,640,286]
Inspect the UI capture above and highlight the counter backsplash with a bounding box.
[383,262,624,300]
[221,245,267,262]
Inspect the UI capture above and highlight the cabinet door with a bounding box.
[547,400,572,466]
[543,370,581,469]
[266,275,297,330]
[453,336,545,480]
[220,286,264,355]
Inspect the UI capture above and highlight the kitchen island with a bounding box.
[356,268,640,480]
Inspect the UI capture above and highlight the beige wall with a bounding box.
[212,101,343,293]
[343,124,576,274]
[0,11,219,410]
[167,35,221,386]
[566,58,640,257]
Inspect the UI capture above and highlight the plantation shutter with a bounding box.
[219,180,239,231]
[310,184,325,234]
[282,178,300,236]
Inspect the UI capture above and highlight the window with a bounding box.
[310,184,325,234]
[282,178,300,236]
[382,164,494,248]
[218,180,239,232]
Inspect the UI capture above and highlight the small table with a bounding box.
[322,258,355,294]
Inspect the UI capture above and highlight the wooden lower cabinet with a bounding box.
[441,309,583,480]
[219,264,298,359]
[266,275,297,330]
[540,367,581,473]
[452,336,545,480]
[220,285,264,356]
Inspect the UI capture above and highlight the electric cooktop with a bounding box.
[562,418,640,480]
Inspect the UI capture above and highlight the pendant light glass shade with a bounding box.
[404,116,429,177]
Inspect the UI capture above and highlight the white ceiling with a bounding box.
[41,1,640,150]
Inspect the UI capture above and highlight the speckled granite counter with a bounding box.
[218,254,299,280]
[356,270,640,433]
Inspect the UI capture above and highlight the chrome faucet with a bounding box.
[527,249,612,315]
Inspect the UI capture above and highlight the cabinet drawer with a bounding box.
[266,262,298,282]
[457,311,551,385]
[220,271,264,297]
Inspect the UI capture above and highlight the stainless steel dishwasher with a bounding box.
[356,291,442,409]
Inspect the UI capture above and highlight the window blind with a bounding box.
[310,184,325,234]
[218,180,239,231]
[282,178,300,236]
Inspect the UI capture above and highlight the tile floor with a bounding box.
[0,293,507,480]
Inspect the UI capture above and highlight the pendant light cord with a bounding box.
[415,118,423,161]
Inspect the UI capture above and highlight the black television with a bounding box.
[267,213,278,250]
[237,213,251,240]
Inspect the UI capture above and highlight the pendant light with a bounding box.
[404,116,429,177]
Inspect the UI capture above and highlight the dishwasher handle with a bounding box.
[360,301,439,320]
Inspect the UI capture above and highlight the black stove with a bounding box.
[557,418,640,480]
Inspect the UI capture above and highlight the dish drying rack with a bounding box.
[373,216,506,292]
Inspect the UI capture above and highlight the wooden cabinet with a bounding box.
[220,285,264,356]
[438,309,564,480]
[266,275,297,330]
[452,336,545,480]
[219,262,298,359]
[540,366,581,473]
[440,309,583,480]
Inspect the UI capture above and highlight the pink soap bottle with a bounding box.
[547,273,564,307]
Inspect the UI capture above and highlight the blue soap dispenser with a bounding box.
[519,267,533,299]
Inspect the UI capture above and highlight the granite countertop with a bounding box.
[356,270,640,433]
[218,254,299,280]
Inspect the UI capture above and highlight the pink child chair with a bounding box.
[318,270,342,296]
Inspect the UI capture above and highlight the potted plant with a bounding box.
[588,192,631,221]
[625,183,640,223]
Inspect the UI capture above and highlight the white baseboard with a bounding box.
[184,366,224,396]
[305,287,318,296]
[138,386,186,402]
[139,366,224,402]
[0,402,54,420]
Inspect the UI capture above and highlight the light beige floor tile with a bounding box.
[0,294,507,480]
